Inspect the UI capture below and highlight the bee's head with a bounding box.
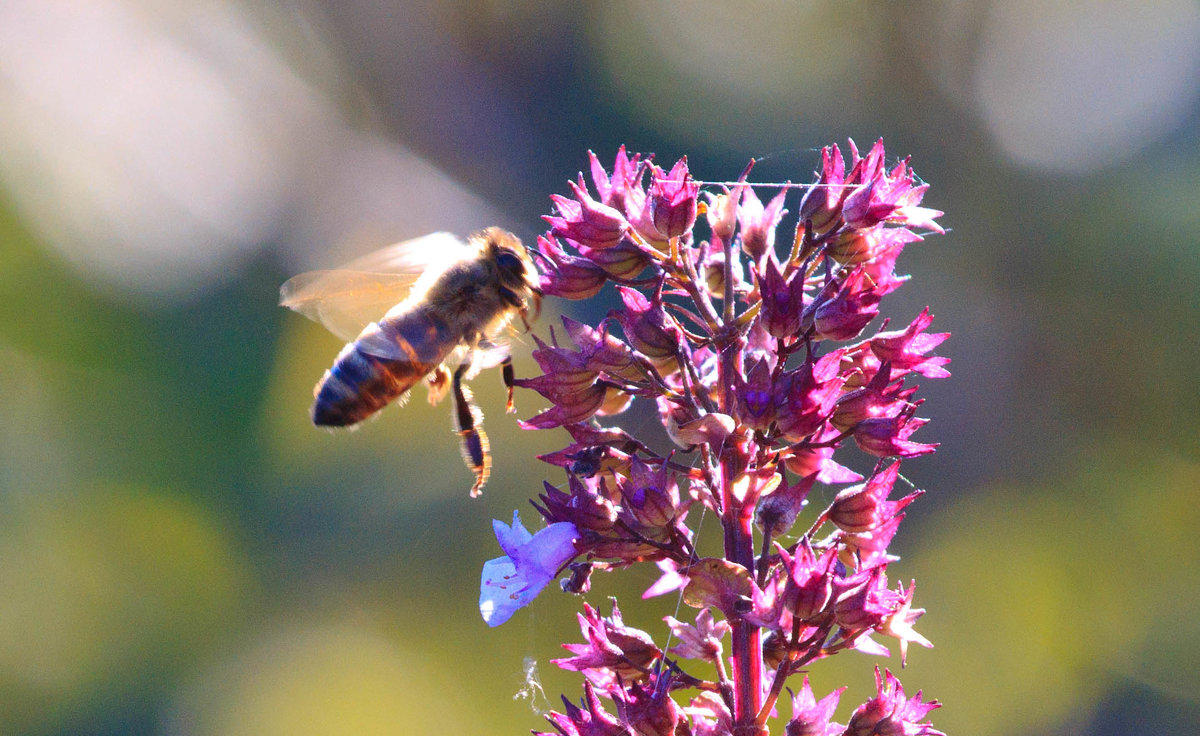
[472,225,544,321]
[477,227,537,287]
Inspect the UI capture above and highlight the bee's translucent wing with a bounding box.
[445,336,514,377]
[280,232,470,342]
[332,232,471,274]
[475,337,515,370]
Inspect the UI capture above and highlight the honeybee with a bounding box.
[280,228,542,496]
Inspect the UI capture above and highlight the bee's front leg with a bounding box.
[501,355,515,413]
[452,361,491,497]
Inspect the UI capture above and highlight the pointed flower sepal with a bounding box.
[480,511,580,627]
[786,675,846,736]
[646,158,699,239]
[554,600,662,682]
[545,180,629,250]
[826,461,921,533]
[844,668,944,736]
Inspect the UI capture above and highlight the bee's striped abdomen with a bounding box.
[311,308,455,427]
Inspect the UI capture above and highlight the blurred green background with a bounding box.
[1,1,1198,734]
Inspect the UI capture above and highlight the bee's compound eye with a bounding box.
[496,250,525,275]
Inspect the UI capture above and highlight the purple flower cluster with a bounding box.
[481,141,948,736]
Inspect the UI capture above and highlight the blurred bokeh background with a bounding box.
[1,1,1198,734]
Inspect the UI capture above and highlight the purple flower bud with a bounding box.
[844,668,944,736]
[826,462,921,533]
[798,144,847,235]
[755,472,814,538]
[774,351,846,443]
[736,357,776,430]
[739,186,788,263]
[540,680,626,736]
[830,365,917,431]
[546,180,629,250]
[537,475,617,532]
[786,676,845,736]
[853,409,937,458]
[579,241,653,280]
[554,601,661,682]
[589,146,643,213]
[561,317,645,383]
[613,286,682,365]
[705,186,741,243]
[804,267,882,342]
[536,235,609,300]
[759,257,808,340]
[646,158,698,239]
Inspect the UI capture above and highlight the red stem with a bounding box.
[724,487,762,728]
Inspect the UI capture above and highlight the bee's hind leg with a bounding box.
[452,361,491,497]
[501,355,516,413]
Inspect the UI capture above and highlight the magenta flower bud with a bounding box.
[619,681,681,736]
[842,176,893,231]
[843,150,944,234]
[831,567,891,632]
[774,351,846,443]
[839,512,904,570]
[736,356,776,430]
[786,676,846,736]
[536,234,608,300]
[853,409,937,458]
[545,180,629,250]
[665,609,729,662]
[540,680,625,736]
[845,668,944,736]
[613,286,682,364]
[554,601,662,681]
[516,346,607,428]
[579,241,653,280]
[739,186,788,263]
[782,435,863,484]
[798,144,847,235]
[830,366,917,431]
[705,186,741,243]
[561,317,645,383]
[523,334,601,393]
[826,222,923,266]
[588,146,643,212]
[826,461,921,533]
[647,158,698,239]
[777,538,836,622]
[759,257,807,339]
[869,307,951,379]
[805,266,883,341]
[537,476,617,532]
